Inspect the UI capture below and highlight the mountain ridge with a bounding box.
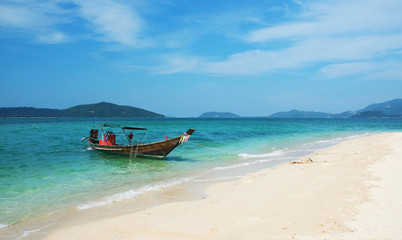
[268,99,402,118]
[357,99,402,116]
[0,102,165,118]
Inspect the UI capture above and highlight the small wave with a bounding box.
[210,150,292,171]
[193,176,244,182]
[213,162,258,171]
[0,223,8,229]
[238,150,285,159]
[344,133,371,139]
[48,210,59,216]
[310,139,335,145]
[302,138,343,147]
[17,228,41,240]
[302,133,371,148]
[212,157,293,171]
[76,178,192,210]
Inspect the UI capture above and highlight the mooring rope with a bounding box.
[187,141,239,155]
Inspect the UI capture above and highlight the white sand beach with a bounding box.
[44,132,402,240]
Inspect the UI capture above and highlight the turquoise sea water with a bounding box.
[1,118,401,238]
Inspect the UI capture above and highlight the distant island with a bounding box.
[268,99,402,118]
[198,99,402,118]
[198,112,240,118]
[0,102,165,118]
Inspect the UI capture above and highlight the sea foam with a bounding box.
[238,150,285,159]
[76,177,192,210]
[17,228,41,240]
[302,133,371,148]
[212,152,294,172]
[0,223,8,229]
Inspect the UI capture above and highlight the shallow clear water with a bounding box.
[0,117,401,232]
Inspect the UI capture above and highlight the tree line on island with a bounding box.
[0,102,164,118]
[0,99,401,118]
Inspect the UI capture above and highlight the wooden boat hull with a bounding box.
[89,136,184,158]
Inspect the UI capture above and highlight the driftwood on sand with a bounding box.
[290,157,314,164]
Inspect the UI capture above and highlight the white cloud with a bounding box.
[158,6,275,49]
[74,0,146,47]
[156,55,205,75]
[156,33,402,76]
[318,60,402,81]
[364,68,402,81]
[318,62,378,79]
[36,32,70,44]
[0,4,41,29]
[163,0,402,79]
[0,0,146,46]
[246,0,402,43]
[0,1,71,43]
[198,34,402,76]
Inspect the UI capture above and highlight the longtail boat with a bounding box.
[82,124,195,158]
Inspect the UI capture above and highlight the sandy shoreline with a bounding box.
[43,132,402,240]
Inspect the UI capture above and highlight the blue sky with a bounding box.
[1,0,401,117]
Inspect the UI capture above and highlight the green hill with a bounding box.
[0,102,165,118]
[0,107,61,117]
[357,99,402,116]
[352,111,390,118]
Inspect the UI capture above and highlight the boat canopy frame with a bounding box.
[99,123,148,146]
